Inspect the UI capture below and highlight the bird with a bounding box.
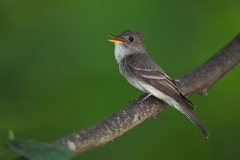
[108,30,209,137]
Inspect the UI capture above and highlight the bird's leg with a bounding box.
[141,93,153,102]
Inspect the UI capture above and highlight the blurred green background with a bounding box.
[1,0,240,160]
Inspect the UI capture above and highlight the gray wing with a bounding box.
[123,53,194,109]
[122,53,209,137]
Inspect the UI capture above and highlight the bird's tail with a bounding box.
[165,98,209,138]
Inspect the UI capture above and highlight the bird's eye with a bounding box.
[128,37,135,42]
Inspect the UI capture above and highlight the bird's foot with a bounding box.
[141,93,153,102]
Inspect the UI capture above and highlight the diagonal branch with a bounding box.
[16,33,240,159]
[176,34,240,96]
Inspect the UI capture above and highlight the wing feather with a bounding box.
[124,53,194,109]
[120,53,208,137]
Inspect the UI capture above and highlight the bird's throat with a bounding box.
[114,44,127,63]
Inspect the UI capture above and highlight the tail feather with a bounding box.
[178,102,209,138]
[165,98,209,137]
[179,93,196,110]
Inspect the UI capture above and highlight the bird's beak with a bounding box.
[108,34,126,44]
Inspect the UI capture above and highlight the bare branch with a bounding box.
[15,33,240,159]
[176,33,240,96]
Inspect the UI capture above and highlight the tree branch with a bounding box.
[176,34,240,96]
[16,33,240,159]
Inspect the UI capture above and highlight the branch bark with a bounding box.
[16,33,240,159]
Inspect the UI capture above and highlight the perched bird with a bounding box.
[108,30,208,137]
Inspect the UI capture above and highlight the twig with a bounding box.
[15,33,240,159]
